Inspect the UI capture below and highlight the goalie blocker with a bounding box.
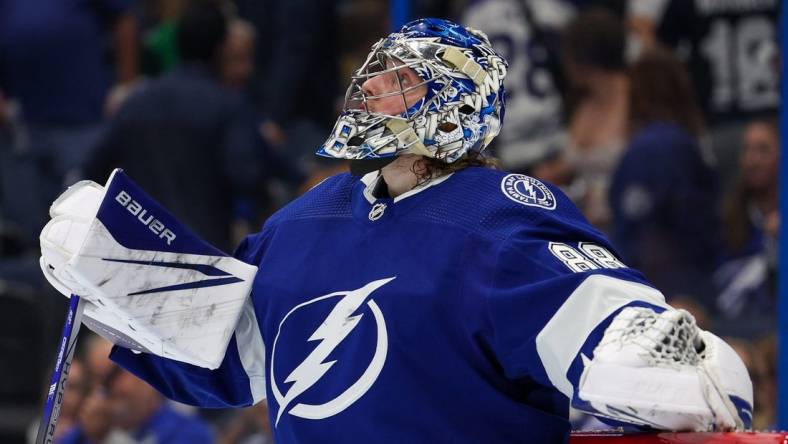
[39,169,258,369]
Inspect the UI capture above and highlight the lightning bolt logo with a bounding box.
[270,277,394,425]
[520,179,535,199]
[501,174,557,210]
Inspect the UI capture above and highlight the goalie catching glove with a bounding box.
[39,169,258,369]
[577,307,753,431]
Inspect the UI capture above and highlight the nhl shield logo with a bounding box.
[501,174,556,210]
[368,203,387,221]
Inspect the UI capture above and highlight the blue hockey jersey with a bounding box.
[111,167,670,443]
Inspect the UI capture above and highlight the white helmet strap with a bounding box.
[440,47,488,87]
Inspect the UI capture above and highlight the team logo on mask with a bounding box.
[270,278,394,426]
[501,174,556,210]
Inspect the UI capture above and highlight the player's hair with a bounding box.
[627,46,705,138]
[413,152,499,186]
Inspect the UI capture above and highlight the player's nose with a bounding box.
[361,73,390,97]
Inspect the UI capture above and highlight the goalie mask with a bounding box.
[316,18,508,168]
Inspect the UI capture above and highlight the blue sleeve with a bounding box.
[110,335,255,408]
[484,217,670,409]
[110,232,270,408]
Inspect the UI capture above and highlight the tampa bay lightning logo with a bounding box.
[270,278,394,425]
[501,174,556,210]
[368,203,387,221]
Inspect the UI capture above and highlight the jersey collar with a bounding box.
[360,171,454,204]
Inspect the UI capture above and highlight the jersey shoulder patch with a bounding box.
[403,168,578,241]
[500,173,557,210]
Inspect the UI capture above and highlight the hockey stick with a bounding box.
[35,294,85,444]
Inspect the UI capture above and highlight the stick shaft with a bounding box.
[35,295,85,444]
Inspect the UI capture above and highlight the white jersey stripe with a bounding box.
[535,274,670,400]
[235,297,267,404]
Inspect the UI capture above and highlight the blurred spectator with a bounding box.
[722,336,777,430]
[626,0,668,50]
[55,335,214,444]
[518,148,576,192]
[138,0,190,76]
[57,365,214,444]
[219,18,305,226]
[56,359,90,441]
[0,90,9,127]
[336,0,389,86]
[26,358,89,443]
[84,0,265,251]
[218,403,272,444]
[234,0,339,171]
[221,20,257,91]
[667,296,711,331]
[652,0,780,191]
[0,0,139,247]
[713,117,778,324]
[463,0,570,172]
[48,334,114,444]
[609,46,719,307]
[84,334,116,387]
[752,335,777,430]
[562,9,628,230]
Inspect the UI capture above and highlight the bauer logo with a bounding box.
[269,278,394,426]
[115,191,177,245]
[501,174,556,210]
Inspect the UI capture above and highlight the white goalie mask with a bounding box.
[316,18,508,167]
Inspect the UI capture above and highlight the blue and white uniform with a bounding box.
[111,167,669,443]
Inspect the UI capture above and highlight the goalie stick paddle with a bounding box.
[35,295,85,444]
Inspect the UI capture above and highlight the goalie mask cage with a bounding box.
[569,431,788,443]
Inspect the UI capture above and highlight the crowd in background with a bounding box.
[0,0,780,442]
